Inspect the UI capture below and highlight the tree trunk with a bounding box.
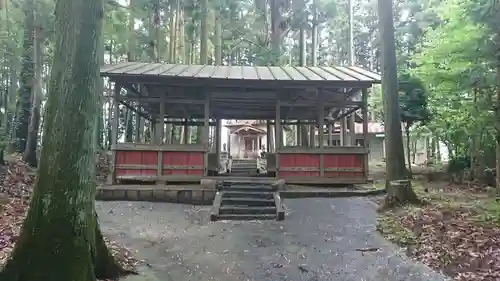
[436,135,441,162]
[0,1,130,280]
[214,8,222,65]
[348,0,354,65]
[22,24,43,167]
[496,49,500,189]
[377,0,417,204]
[178,4,185,63]
[270,0,281,65]
[299,28,306,67]
[405,125,412,176]
[311,0,318,66]
[14,0,35,153]
[199,0,208,64]
[378,0,407,180]
[127,0,135,62]
[381,180,420,210]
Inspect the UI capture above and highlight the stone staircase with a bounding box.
[210,180,285,221]
[230,158,258,176]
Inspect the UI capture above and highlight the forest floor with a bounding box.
[0,155,140,279]
[367,165,500,281]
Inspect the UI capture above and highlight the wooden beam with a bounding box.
[334,106,359,122]
[203,93,210,176]
[119,100,151,121]
[280,100,362,107]
[215,119,222,171]
[318,90,325,176]
[109,83,122,185]
[330,88,362,118]
[117,95,205,104]
[162,119,217,126]
[275,98,281,177]
[266,120,271,152]
[362,88,369,178]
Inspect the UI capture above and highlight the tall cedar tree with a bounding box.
[0,0,130,280]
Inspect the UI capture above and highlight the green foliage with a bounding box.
[398,73,430,129]
[411,0,496,161]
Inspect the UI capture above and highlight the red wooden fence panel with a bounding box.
[323,154,364,178]
[115,150,157,176]
[162,151,204,176]
[279,153,320,177]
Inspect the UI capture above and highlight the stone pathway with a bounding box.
[97,198,450,281]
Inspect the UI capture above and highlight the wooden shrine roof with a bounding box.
[100,62,381,87]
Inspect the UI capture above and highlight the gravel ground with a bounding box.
[96,198,449,281]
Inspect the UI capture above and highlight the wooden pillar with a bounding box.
[227,129,231,155]
[340,116,346,146]
[155,101,165,144]
[216,119,221,168]
[328,123,333,146]
[156,100,165,180]
[203,94,210,176]
[348,113,356,145]
[295,121,300,146]
[309,122,315,147]
[362,88,369,178]
[134,105,141,142]
[109,83,121,185]
[266,120,272,152]
[318,91,324,176]
[275,99,281,177]
[183,119,189,144]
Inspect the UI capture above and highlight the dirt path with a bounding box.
[97,198,450,281]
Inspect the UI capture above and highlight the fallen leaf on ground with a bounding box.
[394,204,500,281]
[0,154,138,278]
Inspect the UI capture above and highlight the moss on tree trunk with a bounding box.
[0,1,131,280]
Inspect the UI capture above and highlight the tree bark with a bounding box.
[0,1,130,280]
[214,8,222,65]
[405,125,412,176]
[22,23,43,167]
[199,0,208,64]
[381,180,420,210]
[270,0,281,65]
[377,0,418,204]
[14,0,35,153]
[496,53,500,189]
[311,0,318,66]
[127,0,135,62]
[377,0,408,181]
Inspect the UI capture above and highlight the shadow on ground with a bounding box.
[97,198,450,281]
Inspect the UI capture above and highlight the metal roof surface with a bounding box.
[100,62,381,83]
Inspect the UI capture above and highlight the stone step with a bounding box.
[219,206,276,215]
[221,197,275,207]
[217,214,277,221]
[231,166,257,170]
[221,185,275,193]
[230,167,257,171]
[223,191,275,199]
[230,172,257,175]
